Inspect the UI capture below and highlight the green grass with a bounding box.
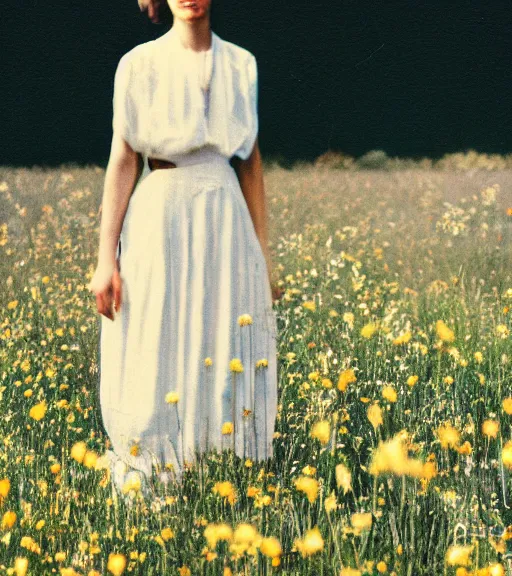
[1,156,512,575]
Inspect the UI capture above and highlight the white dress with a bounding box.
[98,26,278,492]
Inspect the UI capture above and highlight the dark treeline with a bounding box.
[2,0,512,167]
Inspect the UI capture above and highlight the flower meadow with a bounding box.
[1,155,512,575]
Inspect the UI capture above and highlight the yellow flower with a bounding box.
[324,492,337,513]
[335,463,352,494]
[165,391,179,404]
[340,569,361,576]
[496,324,510,338]
[0,478,11,501]
[83,450,98,468]
[443,375,454,385]
[482,419,499,438]
[50,462,61,474]
[360,322,378,339]
[238,314,253,326]
[122,472,142,494]
[70,441,87,463]
[204,523,233,549]
[407,375,418,387]
[1,510,16,529]
[445,544,473,567]
[232,522,259,545]
[321,378,333,389]
[35,519,45,530]
[369,432,425,478]
[212,481,237,505]
[302,465,317,476]
[343,312,355,328]
[437,423,460,449]
[351,512,372,532]
[229,358,244,373]
[367,402,383,429]
[294,526,324,557]
[221,422,233,435]
[393,331,411,345]
[161,527,175,541]
[337,368,357,392]
[256,358,268,368]
[302,300,316,312]
[204,357,213,367]
[130,444,140,457]
[29,400,47,421]
[474,351,483,363]
[259,536,282,558]
[310,420,330,445]
[178,567,192,576]
[7,300,18,310]
[382,385,397,403]
[503,397,512,415]
[14,557,28,576]
[107,553,127,575]
[294,476,319,503]
[376,561,387,573]
[436,319,455,342]
[502,440,512,468]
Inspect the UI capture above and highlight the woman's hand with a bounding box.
[87,259,123,321]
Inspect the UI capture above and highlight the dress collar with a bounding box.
[163,26,218,56]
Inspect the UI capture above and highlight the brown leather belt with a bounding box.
[148,157,177,171]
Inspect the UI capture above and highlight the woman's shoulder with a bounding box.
[215,33,256,67]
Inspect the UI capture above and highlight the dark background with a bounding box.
[2,0,512,167]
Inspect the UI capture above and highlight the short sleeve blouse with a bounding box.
[112,27,259,161]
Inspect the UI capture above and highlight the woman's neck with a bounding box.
[172,19,212,52]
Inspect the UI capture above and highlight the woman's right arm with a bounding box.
[87,133,142,319]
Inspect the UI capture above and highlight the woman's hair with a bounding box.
[151,0,172,25]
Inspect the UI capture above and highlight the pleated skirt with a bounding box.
[98,148,278,490]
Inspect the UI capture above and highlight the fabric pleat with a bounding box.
[99,152,278,490]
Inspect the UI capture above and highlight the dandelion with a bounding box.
[238,313,253,326]
[165,391,179,404]
[122,471,142,495]
[321,378,333,388]
[474,351,483,363]
[393,331,411,345]
[221,422,233,435]
[502,440,512,468]
[324,492,337,513]
[204,523,233,549]
[338,368,357,392]
[256,358,268,368]
[70,441,87,463]
[14,557,29,576]
[437,423,460,449]
[502,398,512,414]
[367,402,383,430]
[407,375,418,387]
[204,357,213,366]
[310,420,330,445]
[294,526,324,557]
[446,544,473,567]
[212,481,237,505]
[482,419,499,439]
[436,319,455,342]
[161,527,175,541]
[350,512,372,532]
[259,536,282,559]
[0,479,11,502]
[496,324,509,338]
[29,400,47,421]
[294,476,319,503]
[382,385,397,402]
[302,300,316,312]
[360,322,378,339]
[335,463,352,494]
[107,553,127,575]
[2,511,16,529]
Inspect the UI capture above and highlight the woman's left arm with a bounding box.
[232,139,281,300]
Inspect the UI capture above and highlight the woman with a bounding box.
[87,0,280,494]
